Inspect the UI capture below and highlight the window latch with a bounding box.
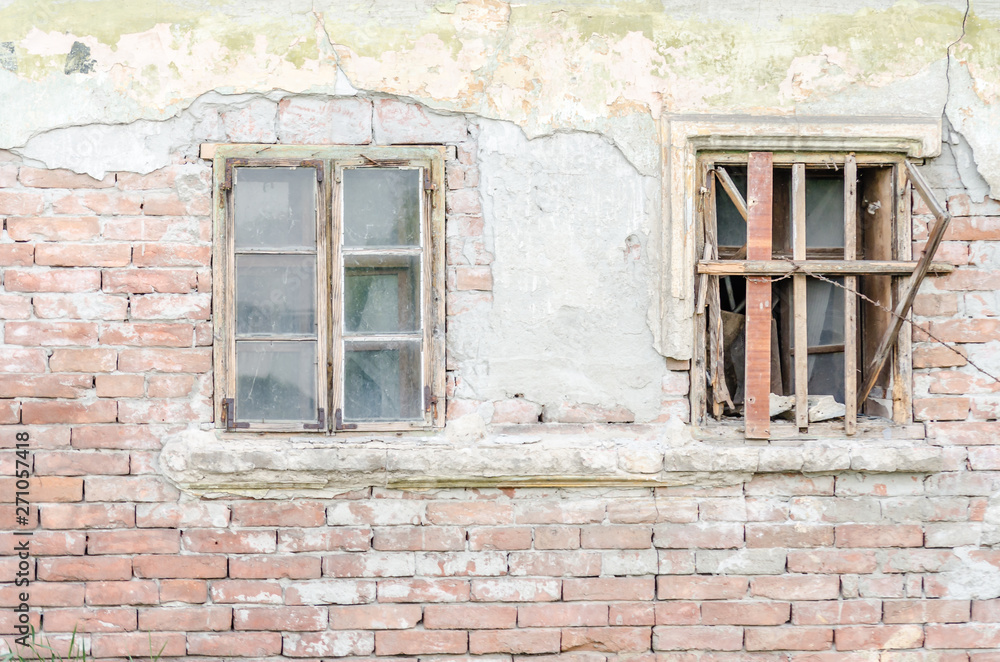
[303,408,325,430]
[222,398,249,431]
[334,409,357,431]
[424,385,438,413]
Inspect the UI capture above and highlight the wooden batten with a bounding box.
[791,163,808,431]
[844,155,858,435]
[744,152,773,439]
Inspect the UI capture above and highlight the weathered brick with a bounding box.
[837,625,925,650]
[469,628,559,655]
[702,602,790,626]
[469,526,533,550]
[71,424,160,450]
[35,243,131,267]
[159,579,207,604]
[187,632,283,657]
[95,374,144,397]
[278,527,371,552]
[657,576,748,600]
[424,604,516,629]
[234,606,327,631]
[88,530,179,555]
[232,500,326,527]
[85,580,159,606]
[884,599,970,623]
[563,577,655,602]
[117,348,211,372]
[6,321,98,346]
[283,631,375,657]
[0,191,43,215]
[285,579,377,605]
[746,626,832,651]
[40,503,134,529]
[102,268,197,293]
[89,632,185,658]
[654,523,744,548]
[18,167,114,188]
[43,607,136,633]
[653,626,743,651]
[231,554,320,579]
[747,523,834,548]
[581,525,652,549]
[373,526,465,551]
[0,294,31,319]
[5,268,101,292]
[277,96,373,144]
[37,556,131,581]
[84,476,180,502]
[836,524,924,547]
[0,374,92,399]
[509,550,601,577]
[130,293,210,320]
[535,525,582,549]
[373,98,467,144]
[183,529,276,554]
[0,244,34,266]
[788,550,878,574]
[491,397,542,424]
[792,599,881,625]
[138,605,231,631]
[470,577,561,602]
[377,578,469,603]
[33,293,127,320]
[560,626,651,652]
[751,576,841,600]
[7,216,101,241]
[22,400,116,424]
[518,603,608,628]
[328,604,422,630]
[209,579,283,604]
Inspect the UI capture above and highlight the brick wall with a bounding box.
[1,98,1000,659]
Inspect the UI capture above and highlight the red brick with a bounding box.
[71,424,161,450]
[788,550,878,574]
[41,503,134,529]
[85,580,159,606]
[561,626,651,652]
[655,602,701,625]
[278,527,371,552]
[43,607,136,632]
[183,529,276,554]
[132,243,210,266]
[232,500,326,527]
[926,624,1000,648]
[138,605,231,631]
[0,530,85,555]
[751,576,840,600]
[187,632,282,656]
[469,628,559,654]
[159,579,207,603]
[37,556,130,581]
[610,602,655,626]
[102,268,197,293]
[581,525,652,549]
[836,524,923,547]
[6,321,98,346]
[117,348,211,372]
[469,526,533,550]
[283,631,375,657]
[514,500,606,524]
[7,216,101,241]
[837,625,925,650]
[22,400,116,424]
[328,604,422,630]
[0,476,82,504]
[747,524,834,548]
[90,632,185,658]
[133,554,226,580]
[0,191,43,214]
[85,475,179,502]
[0,244,34,266]
[376,629,467,655]
[702,602,790,626]
[425,604,516,629]
[746,627,832,651]
[509,551,601,576]
[518,603,608,627]
[49,348,117,372]
[86,529,178,555]
[0,582,84,607]
[654,523,744,548]
[95,374,144,397]
[563,577,655,601]
[18,167,114,188]
[0,374,90,400]
[116,168,177,190]
[373,526,465,551]
[653,626,743,651]
[210,580,282,604]
[426,500,513,525]
[234,606,326,631]
[492,397,542,424]
[146,374,195,397]
[658,576,748,600]
[973,599,1000,621]
[471,578,562,602]
[884,600,970,623]
[35,243,131,267]
[4,268,100,292]
[35,450,129,477]
[0,402,19,425]
[52,191,142,215]
[130,293,210,320]
[377,578,469,603]
[454,265,493,290]
[230,554,320,579]
[534,525,582,549]
[0,294,31,319]
[99,322,194,347]
[914,344,968,369]
[0,348,46,372]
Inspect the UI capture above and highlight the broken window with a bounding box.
[692,151,951,439]
[213,147,445,432]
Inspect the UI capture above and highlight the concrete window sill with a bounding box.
[158,423,941,498]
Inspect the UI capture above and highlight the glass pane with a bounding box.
[234,167,317,249]
[344,341,421,422]
[344,254,420,334]
[808,352,845,403]
[806,277,844,346]
[716,167,747,248]
[236,341,317,422]
[343,168,421,247]
[236,255,316,336]
[806,174,845,249]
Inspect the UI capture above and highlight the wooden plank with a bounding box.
[893,165,914,424]
[859,166,895,414]
[697,260,953,276]
[744,152,773,439]
[704,166,732,416]
[792,163,808,431]
[858,160,952,406]
[714,167,748,221]
[844,155,858,435]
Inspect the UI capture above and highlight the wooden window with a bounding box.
[692,152,952,439]
[212,146,446,432]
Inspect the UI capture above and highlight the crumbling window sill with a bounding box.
[158,423,942,498]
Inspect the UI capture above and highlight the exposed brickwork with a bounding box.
[1,101,1000,660]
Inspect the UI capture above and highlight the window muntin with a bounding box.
[215,148,445,433]
[694,152,915,438]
